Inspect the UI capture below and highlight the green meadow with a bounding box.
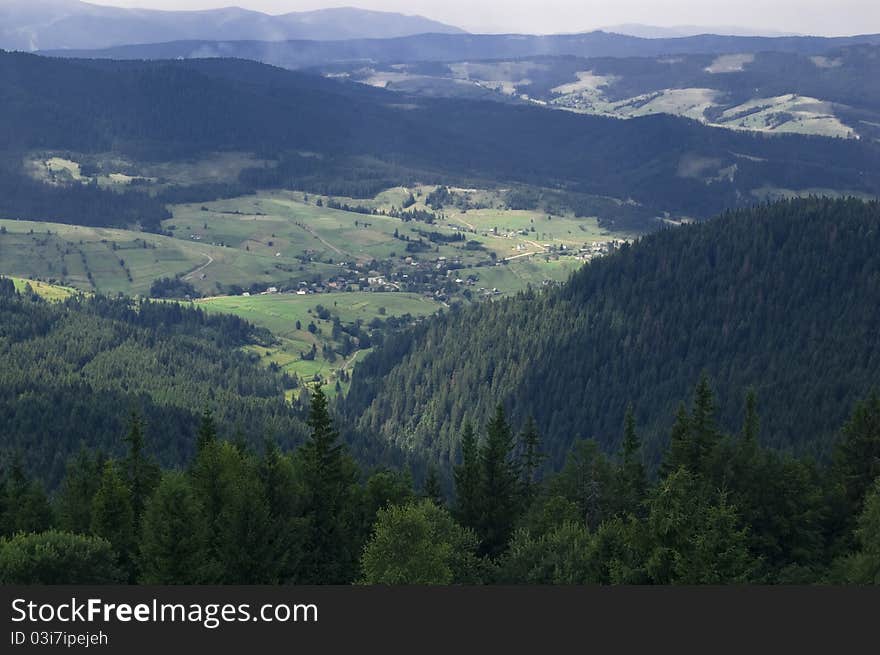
[195,290,438,393]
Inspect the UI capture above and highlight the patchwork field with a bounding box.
[168,187,610,279]
[1,184,613,392]
[0,218,337,296]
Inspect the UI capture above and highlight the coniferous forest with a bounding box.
[345,198,880,470]
[1,197,880,584]
[1,382,879,584]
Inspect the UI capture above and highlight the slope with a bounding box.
[344,198,880,470]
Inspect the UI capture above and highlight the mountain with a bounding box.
[0,0,465,51]
[343,198,880,470]
[41,30,880,68]
[3,52,879,231]
[317,45,880,142]
[600,24,802,39]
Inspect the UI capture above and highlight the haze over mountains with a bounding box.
[42,30,880,65]
[0,0,465,51]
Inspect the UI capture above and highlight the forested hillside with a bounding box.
[344,198,880,469]
[3,383,879,585]
[0,281,310,486]
[2,52,880,231]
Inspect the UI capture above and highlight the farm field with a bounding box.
[0,218,335,296]
[8,276,79,301]
[1,185,610,392]
[168,186,616,266]
[195,290,438,393]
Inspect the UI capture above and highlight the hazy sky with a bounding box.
[84,1,880,37]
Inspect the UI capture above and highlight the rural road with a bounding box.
[183,253,214,280]
[298,223,352,260]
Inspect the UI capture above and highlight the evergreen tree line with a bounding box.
[2,380,878,585]
[0,164,171,232]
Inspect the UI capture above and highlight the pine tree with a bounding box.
[453,422,481,530]
[138,472,213,584]
[214,465,281,584]
[259,441,307,582]
[58,447,104,534]
[0,458,53,537]
[617,404,647,517]
[741,389,760,447]
[476,405,520,558]
[423,466,445,506]
[834,391,880,519]
[196,408,218,453]
[661,402,692,478]
[295,385,359,583]
[122,411,159,528]
[691,374,720,473]
[90,461,135,579]
[518,416,544,504]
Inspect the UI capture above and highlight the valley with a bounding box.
[1,6,879,589]
[1,176,608,392]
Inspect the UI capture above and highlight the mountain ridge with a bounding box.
[0,0,466,51]
[38,30,880,70]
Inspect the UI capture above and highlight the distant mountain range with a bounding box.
[0,0,465,51]
[316,45,880,142]
[42,30,880,70]
[600,24,802,39]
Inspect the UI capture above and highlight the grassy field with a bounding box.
[0,219,335,296]
[195,291,439,394]
[8,276,79,301]
[168,187,615,266]
[1,182,615,395]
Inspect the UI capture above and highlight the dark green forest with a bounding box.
[1,382,878,584]
[345,198,880,469]
[0,282,311,487]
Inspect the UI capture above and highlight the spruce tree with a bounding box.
[423,466,445,506]
[476,405,520,558]
[834,391,880,520]
[453,422,481,530]
[518,416,544,504]
[661,403,692,478]
[122,411,159,528]
[690,374,720,474]
[295,385,358,583]
[741,389,760,448]
[196,408,218,453]
[138,472,213,584]
[1,459,52,537]
[259,441,307,582]
[58,447,104,534]
[214,466,281,584]
[617,404,647,517]
[90,461,135,579]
